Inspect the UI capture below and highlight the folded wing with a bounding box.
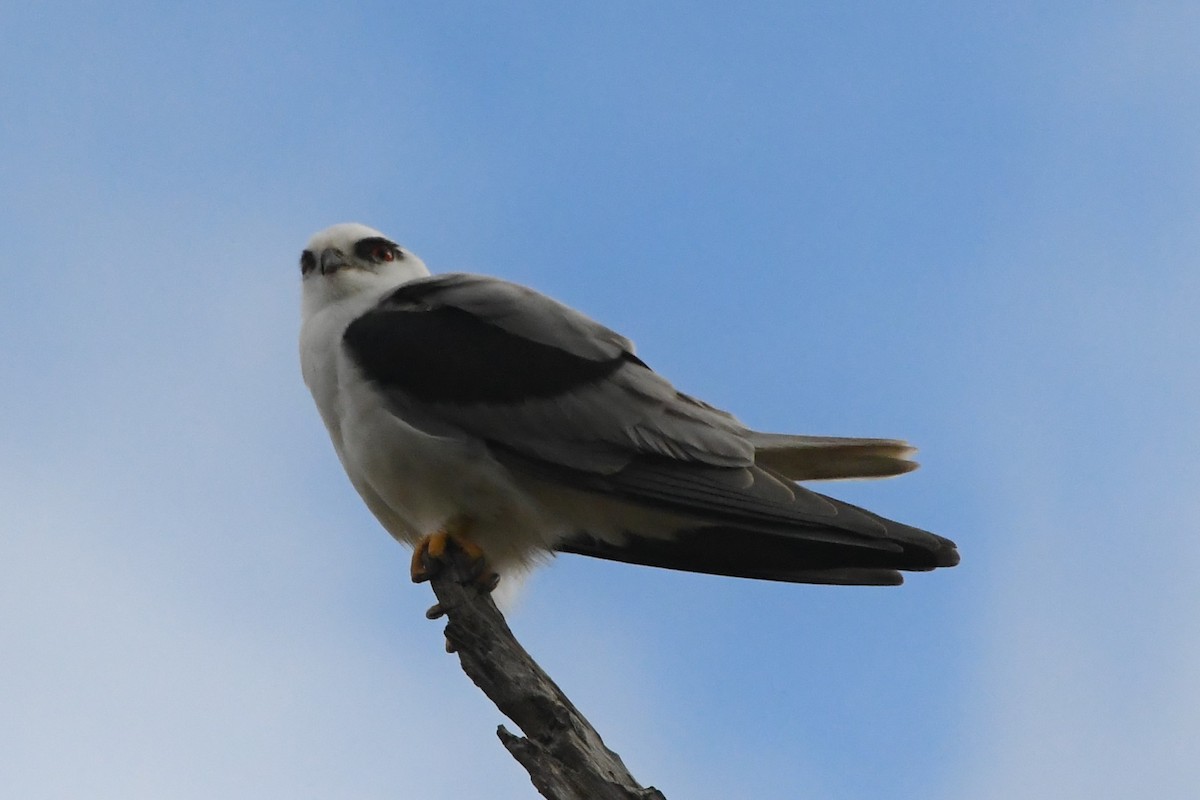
[343,273,959,584]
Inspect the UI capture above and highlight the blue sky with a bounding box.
[3,2,1199,798]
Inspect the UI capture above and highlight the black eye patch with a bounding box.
[353,236,401,261]
[300,249,316,275]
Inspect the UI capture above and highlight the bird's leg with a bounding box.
[410,515,500,592]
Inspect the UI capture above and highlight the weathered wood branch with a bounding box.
[425,555,667,800]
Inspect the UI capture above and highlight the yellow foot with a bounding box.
[410,520,500,592]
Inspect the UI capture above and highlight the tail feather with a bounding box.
[749,432,918,481]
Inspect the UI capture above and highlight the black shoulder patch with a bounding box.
[380,280,445,307]
[343,305,629,404]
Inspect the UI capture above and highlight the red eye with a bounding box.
[372,244,396,262]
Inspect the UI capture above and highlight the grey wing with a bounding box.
[343,273,754,473]
[342,273,959,582]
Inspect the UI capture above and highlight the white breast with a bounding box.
[299,288,567,573]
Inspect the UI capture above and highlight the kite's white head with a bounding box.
[300,223,431,316]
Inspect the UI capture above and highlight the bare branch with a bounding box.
[425,556,667,800]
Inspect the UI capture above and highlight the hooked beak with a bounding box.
[319,248,350,275]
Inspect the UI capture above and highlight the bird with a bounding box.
[298,222,959,594]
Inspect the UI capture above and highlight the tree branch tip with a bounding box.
[426,554,665,798]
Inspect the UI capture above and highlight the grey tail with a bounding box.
[748,432,919,481]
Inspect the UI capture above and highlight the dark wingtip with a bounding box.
[935,537,961,568]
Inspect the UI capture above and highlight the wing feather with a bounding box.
[345,273,753,472]
[342,272,959,582]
